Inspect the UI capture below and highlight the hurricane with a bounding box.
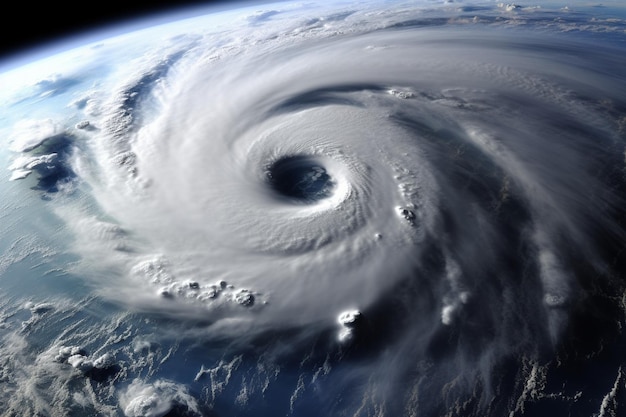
[1,1,626,416]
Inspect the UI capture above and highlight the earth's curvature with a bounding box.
[0,1,625,416]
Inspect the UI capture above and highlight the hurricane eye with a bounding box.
[266,155,335,203]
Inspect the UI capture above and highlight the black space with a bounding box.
[0,0,269,64]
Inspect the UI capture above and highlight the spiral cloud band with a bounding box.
[1,1,626,416]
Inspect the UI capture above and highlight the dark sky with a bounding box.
[0,1,252,64]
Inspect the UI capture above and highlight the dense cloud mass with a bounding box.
[1,1,626,416]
